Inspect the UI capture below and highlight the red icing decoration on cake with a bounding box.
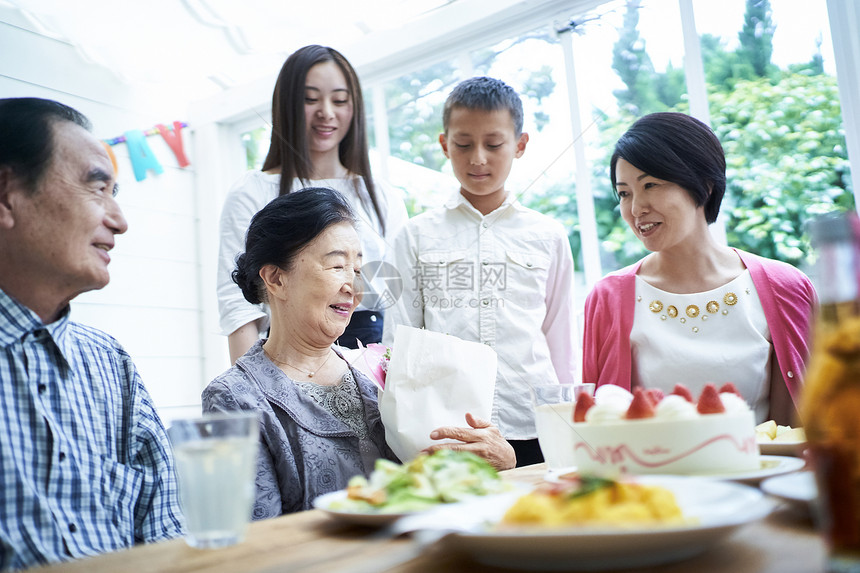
[574,434,758,467]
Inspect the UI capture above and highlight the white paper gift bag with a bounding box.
[380,325,497,462]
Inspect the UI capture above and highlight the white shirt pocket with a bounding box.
[415,249,472,309]
[504,249,551,310]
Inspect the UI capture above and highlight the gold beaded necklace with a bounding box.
[646,291,740,319]
[637,289,750,334]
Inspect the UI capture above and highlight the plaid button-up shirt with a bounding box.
[0,288,184,570]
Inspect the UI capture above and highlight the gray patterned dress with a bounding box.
[202,340,397,517]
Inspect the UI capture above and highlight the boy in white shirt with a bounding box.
[383,77,577,466]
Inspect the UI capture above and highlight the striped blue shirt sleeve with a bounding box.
[0,289,185,570]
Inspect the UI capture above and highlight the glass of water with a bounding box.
[532,384,578,471]
[532,384,596,471]
[168,412,259,549]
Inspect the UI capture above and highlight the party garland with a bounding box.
[103,121,190,182]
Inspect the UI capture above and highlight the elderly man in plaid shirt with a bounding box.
[0,98,185,570]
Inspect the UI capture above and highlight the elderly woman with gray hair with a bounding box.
[203,188,514,518]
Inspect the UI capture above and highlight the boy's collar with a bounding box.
[445,190,518,213]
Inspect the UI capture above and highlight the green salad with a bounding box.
[331,450,510,514]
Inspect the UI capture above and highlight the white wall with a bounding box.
[0,7,215,423]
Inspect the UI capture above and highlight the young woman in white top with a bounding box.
[218,45,408,363]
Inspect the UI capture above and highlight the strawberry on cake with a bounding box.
[571,383,759,476]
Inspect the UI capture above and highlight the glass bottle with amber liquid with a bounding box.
[801,212,860,572]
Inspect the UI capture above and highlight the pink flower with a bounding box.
[352,342,389,390]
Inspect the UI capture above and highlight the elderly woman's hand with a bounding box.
[424,412,516,471]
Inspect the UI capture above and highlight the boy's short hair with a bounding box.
[442,77,524,136]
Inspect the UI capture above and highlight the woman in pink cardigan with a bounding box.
[582,113,815,425]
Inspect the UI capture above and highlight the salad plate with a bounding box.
[314,490,411,526]
[315,488,527,528]
[312,449,514,527]
[406,475,773,571]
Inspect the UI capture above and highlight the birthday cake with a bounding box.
[571,383,759,476]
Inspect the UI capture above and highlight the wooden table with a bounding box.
[31,464,827,573]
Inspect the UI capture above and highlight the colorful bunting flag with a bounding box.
[105,121,190,182]
[155,121,190,167]
[124,129,165,182]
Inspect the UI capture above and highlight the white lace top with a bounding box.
[294,370,369,440]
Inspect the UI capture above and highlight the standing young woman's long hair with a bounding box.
[262,45,385,234]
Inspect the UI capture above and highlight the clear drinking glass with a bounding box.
[574,383,596,401]
[532,384,593,470]
[168,412,259,549]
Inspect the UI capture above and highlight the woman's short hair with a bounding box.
[233,187,356,305]
[610,112,727,224]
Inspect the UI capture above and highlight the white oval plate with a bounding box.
[313,490,410,527]
[313,486,526,527]
[761,471,817,508]
[758,440,807,457]
[412,476,773,571]
[546,455,805,485]
[693,455,806,484]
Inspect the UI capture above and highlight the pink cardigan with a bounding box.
[582,249,816,406]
